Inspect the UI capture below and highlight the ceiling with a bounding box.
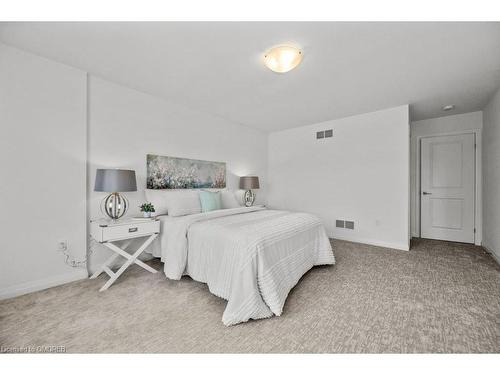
[1,22,500,132]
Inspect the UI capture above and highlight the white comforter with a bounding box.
[153,207,335,326]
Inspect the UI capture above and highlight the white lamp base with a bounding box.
[244,190,256,207]
[101,192,129,220]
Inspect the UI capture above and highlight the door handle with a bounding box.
[422,192,432,195]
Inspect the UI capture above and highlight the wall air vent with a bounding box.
[316,129,333,140]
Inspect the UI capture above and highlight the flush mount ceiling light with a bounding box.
[442,104,455,111]
[264,45,302,73]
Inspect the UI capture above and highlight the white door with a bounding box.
[420,133,475,243]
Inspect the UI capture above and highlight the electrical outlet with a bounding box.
[57,240,68,252]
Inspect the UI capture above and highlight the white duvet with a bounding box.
[151,207,335,326]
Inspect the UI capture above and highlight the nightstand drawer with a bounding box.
[92,220,160,243]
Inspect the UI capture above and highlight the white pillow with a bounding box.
[145,189,202,217]
[167,190,202,217]
[144,189,170,216]
[221,190,241,209]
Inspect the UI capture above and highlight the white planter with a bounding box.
[143,212,151,218]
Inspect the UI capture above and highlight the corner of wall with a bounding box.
[481,87,500,262]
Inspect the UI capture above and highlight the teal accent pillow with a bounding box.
[199,191,222,212]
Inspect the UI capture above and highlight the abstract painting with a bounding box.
[146,154,226,189]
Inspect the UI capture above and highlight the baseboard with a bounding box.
[331,235,410,251]
[482,243,500,266]
[0,269,88,300]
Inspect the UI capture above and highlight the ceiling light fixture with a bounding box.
[264,45,302,73]
[442,104,455,111]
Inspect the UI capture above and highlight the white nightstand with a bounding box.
[90,217,160,291]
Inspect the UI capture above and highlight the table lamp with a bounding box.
[94,169,137,220]
[239,176,260,207]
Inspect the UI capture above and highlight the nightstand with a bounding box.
[90,217,160,291]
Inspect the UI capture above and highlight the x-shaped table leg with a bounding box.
[91,233,158,292]
[90,240,132,280]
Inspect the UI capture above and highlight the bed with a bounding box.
[149,206,335,326]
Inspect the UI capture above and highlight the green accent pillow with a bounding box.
[199,191,222,212]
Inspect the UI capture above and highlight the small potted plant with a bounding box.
[139,202,155,218]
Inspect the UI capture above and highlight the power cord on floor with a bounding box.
[60,235,97,268]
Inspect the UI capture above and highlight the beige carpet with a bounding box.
[1,239,499,353]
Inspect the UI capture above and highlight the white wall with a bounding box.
[0,44,268,296]
[0,43,88,298]
[482,89,500,263]
[87,76,268,272]
[268,105,410,250]
[410,112,483,243]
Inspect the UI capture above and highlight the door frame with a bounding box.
[414,129,482,245]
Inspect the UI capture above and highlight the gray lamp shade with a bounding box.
[94,169,137,192]
[239,176,260,190]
